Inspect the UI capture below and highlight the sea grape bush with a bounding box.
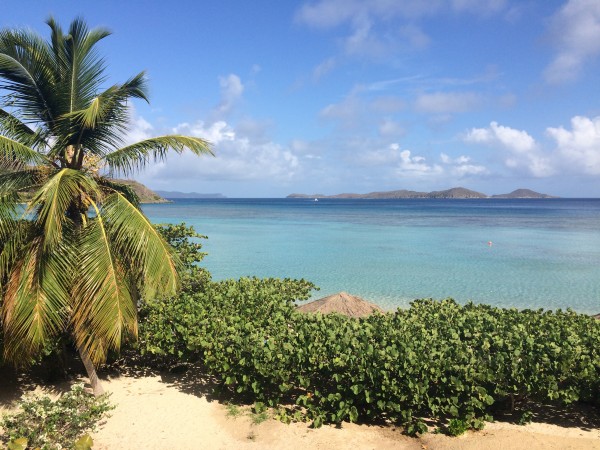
[155,223,211,292]
[140,279,600,434]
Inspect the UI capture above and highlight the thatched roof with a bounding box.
[296,291,384,318]
[593,313,600,320]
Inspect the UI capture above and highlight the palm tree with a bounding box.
[0,18,213,394]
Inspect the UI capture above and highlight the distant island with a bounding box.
[287,187,557,199]
[115,180,169,203]
[155,190,227,199]
[113,182,227,203]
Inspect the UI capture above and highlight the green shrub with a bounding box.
[0,384,113,450]
[155,223,211,292]
[140,284,600,435]
[447,418,469,436]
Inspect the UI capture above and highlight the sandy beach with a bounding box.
[1,368,599,450]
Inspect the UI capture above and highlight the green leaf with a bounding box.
[7,438,28,450]
[74,434,94,450]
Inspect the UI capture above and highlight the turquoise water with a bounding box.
[143,199,600,314]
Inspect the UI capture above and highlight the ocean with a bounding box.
[143,198,600,314]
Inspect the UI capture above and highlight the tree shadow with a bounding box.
[101,351,227,403]
[0,364,75,409]
[492,399,600,432]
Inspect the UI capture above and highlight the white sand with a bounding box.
[93,375,600,450]
[2,373,600,450]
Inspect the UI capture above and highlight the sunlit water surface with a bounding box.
[143,198,600,314]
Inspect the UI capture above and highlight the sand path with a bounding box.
[2,371,599,449]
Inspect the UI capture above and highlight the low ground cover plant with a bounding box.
[0,384,113,450]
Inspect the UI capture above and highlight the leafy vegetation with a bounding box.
[155,223,211,292]
[141,281,600,435]
[0,18,212,393]
[447,418,469,436]
[0,384,113,449]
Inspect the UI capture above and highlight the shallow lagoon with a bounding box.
[144,198,600,314]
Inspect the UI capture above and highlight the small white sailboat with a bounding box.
[314,198,319,202]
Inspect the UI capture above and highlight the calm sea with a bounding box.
[143,198,600,314]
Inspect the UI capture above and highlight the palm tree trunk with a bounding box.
[78,344,105,396]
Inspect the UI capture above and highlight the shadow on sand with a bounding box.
[101,351,600,434]
[3,351,600,437]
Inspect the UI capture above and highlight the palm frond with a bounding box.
[104,135,213,176]
[0,28,56,126]
[64,17,111,107]
[97,177,140,209]
[0,135,47,169]
[0,191,19,227]
[101,191,180,299]
[1,235,71,364]
[0,108,47,149]
[0,166,49,196]
[71,202,137,364]
[55,72,149,157]
[0,219,33,280]
[27,168,100,250]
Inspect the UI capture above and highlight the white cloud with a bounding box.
[398,24,431,49]
[313,57,337,81]
[296,0,509,27]
[215,74,244,117]
[547,115,600,175]
[295,0,509,61]
[464,121,552,176]
[343,17,380,57]
[440,153,488,176]
[319,88,404,129]
[173,120,235,145]
[378,118,405,137]
[134,118,302,188]
[397,148,444,176]
[357,142,403,166]
[124,106,154,145]
[415,92,481,114]
[465,121,535,152]
[544,0,600,83]
[370,96,405,113]
[320,96,362,123]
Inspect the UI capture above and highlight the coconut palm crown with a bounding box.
[0,18,213,379]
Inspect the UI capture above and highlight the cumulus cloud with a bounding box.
[547,115,600,175]
[346,141,439,177]
[124,106,154,145]
[415,92,481,114]
[544,0,600,83]
[356,142,404,166]
[440,153,488,176]
[138,119,301,186]
[397,147,444,176]
[465,121,535,152]
[464,121,553,176]
[178,120,299,180]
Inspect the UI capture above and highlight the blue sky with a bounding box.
[2,1,600,197]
